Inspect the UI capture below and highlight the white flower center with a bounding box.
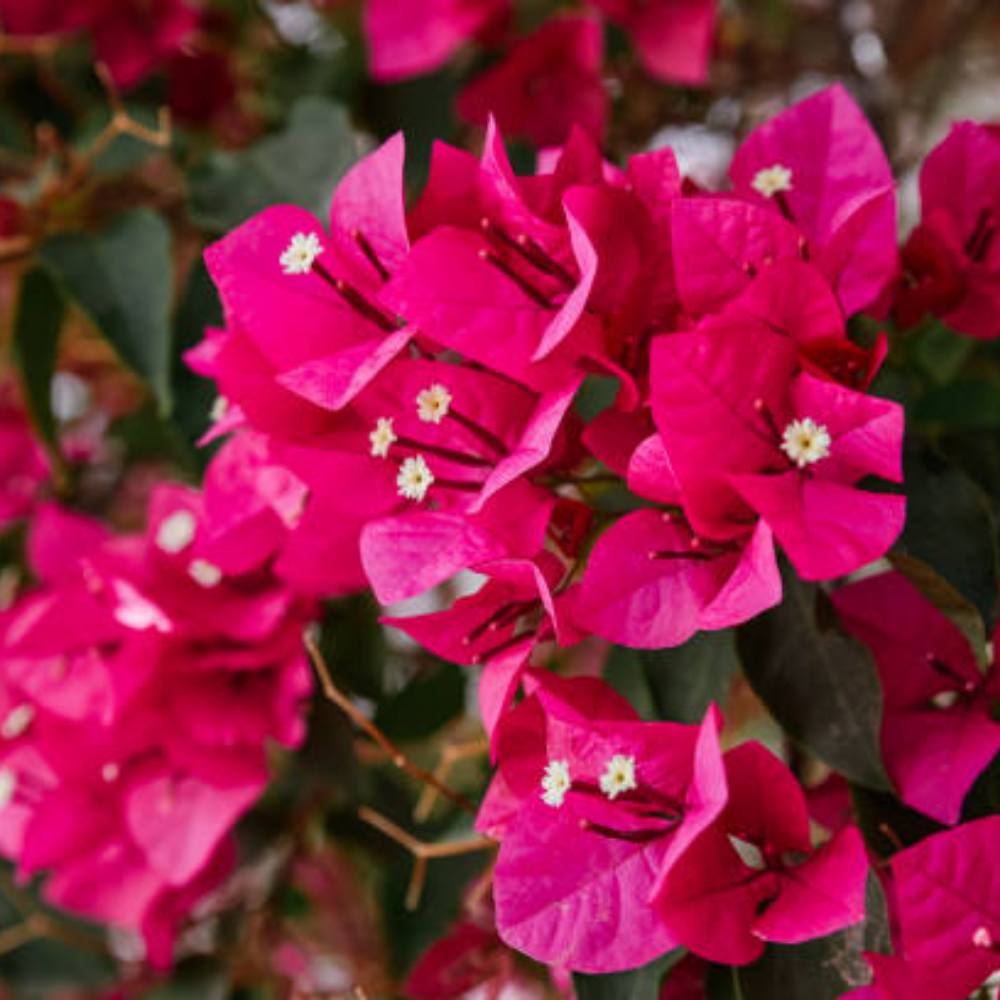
[780,417,831,468]
[541,759,571,808]
[188,559,223,589]
[281,232,324,275]
[210,396,229,423]
[1,704,34,740]
[370,417,398,458]
[931,689,960,710]
[396,455,434,502]
[0,769,16,811]
[156,510,196,554]
[599,754,637,800]
[102,762,121,783]
[751,164,794,198]
[974,926,994,949]
[416,384,453,424]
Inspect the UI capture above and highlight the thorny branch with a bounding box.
[358,807,494,910]
[303,630,479,816]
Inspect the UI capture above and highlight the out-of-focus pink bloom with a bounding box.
[894,121,1000,338]
[0,488,314,967]
[0,0,199,89]
[364,0,509,81]
[458,16,608,148]
[590,0,716,84]
[833,571,1000,825]
[0,387,48,531]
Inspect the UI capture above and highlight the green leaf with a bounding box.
[574,949,684,1000]
[708,876,889,1000]
[40,209,174,413]
[850,783,946,859]
[899,441,999,627]
[171,259,224,454]
[909,319,974,383]
[641,631,739,725]
[12,267,64,458]
[737,567,890,790]
[188,96,359,232]
[374,661,466,742]
[915,377,1000,430]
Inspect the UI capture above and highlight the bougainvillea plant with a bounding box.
[2,1,1000,998]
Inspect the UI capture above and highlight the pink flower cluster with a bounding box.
[357,0,716,146]
[0,489,314,966]
[476,672,868,970]
[193,83,905,746]
[187,83,909,974]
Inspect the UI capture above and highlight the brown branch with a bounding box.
[304,631,478,817]
[358,807,495,910]
[0,33,61,58]
[414,738,489,823]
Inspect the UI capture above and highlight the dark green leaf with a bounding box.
[899,441,999,627]
[40,209,174,412]
[375,661,466,742]
[737,567,889,790]
[915,377,1000,430]
[574,949,684,1000]
[850,784,945,859]
[909,319,973,383]
[708,877,889,1000]
[188,96,358,232]
[12,267,64,457]
[141,958,230,999]
[641,631,739,725]
[171,259,224,454]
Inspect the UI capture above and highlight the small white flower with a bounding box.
[599,754,638,800]
[281,232,324,275]
[210,396,229,423]
[1,704,34,740]
[156,510,196,554]
[188,559,223,589]
[974,926,994,949]
[369,417,398,458]
[0,769,15,811]
[416,384,453,424]
[541,759,571,808]
[102,762,121,783]
[751,164,794,198]
[931,689,960,710]
[780,417,831,468]
[396,455,435,502]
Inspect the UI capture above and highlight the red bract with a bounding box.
[729,84,898,316]
[0,491,314,966]
[481,674,727,972]
[653,743,869,965]
[649,323,905,581]
[833,571,1000,825]
[457,15,608,148]
[894,121,1000,338]
[882,817,1000,999]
